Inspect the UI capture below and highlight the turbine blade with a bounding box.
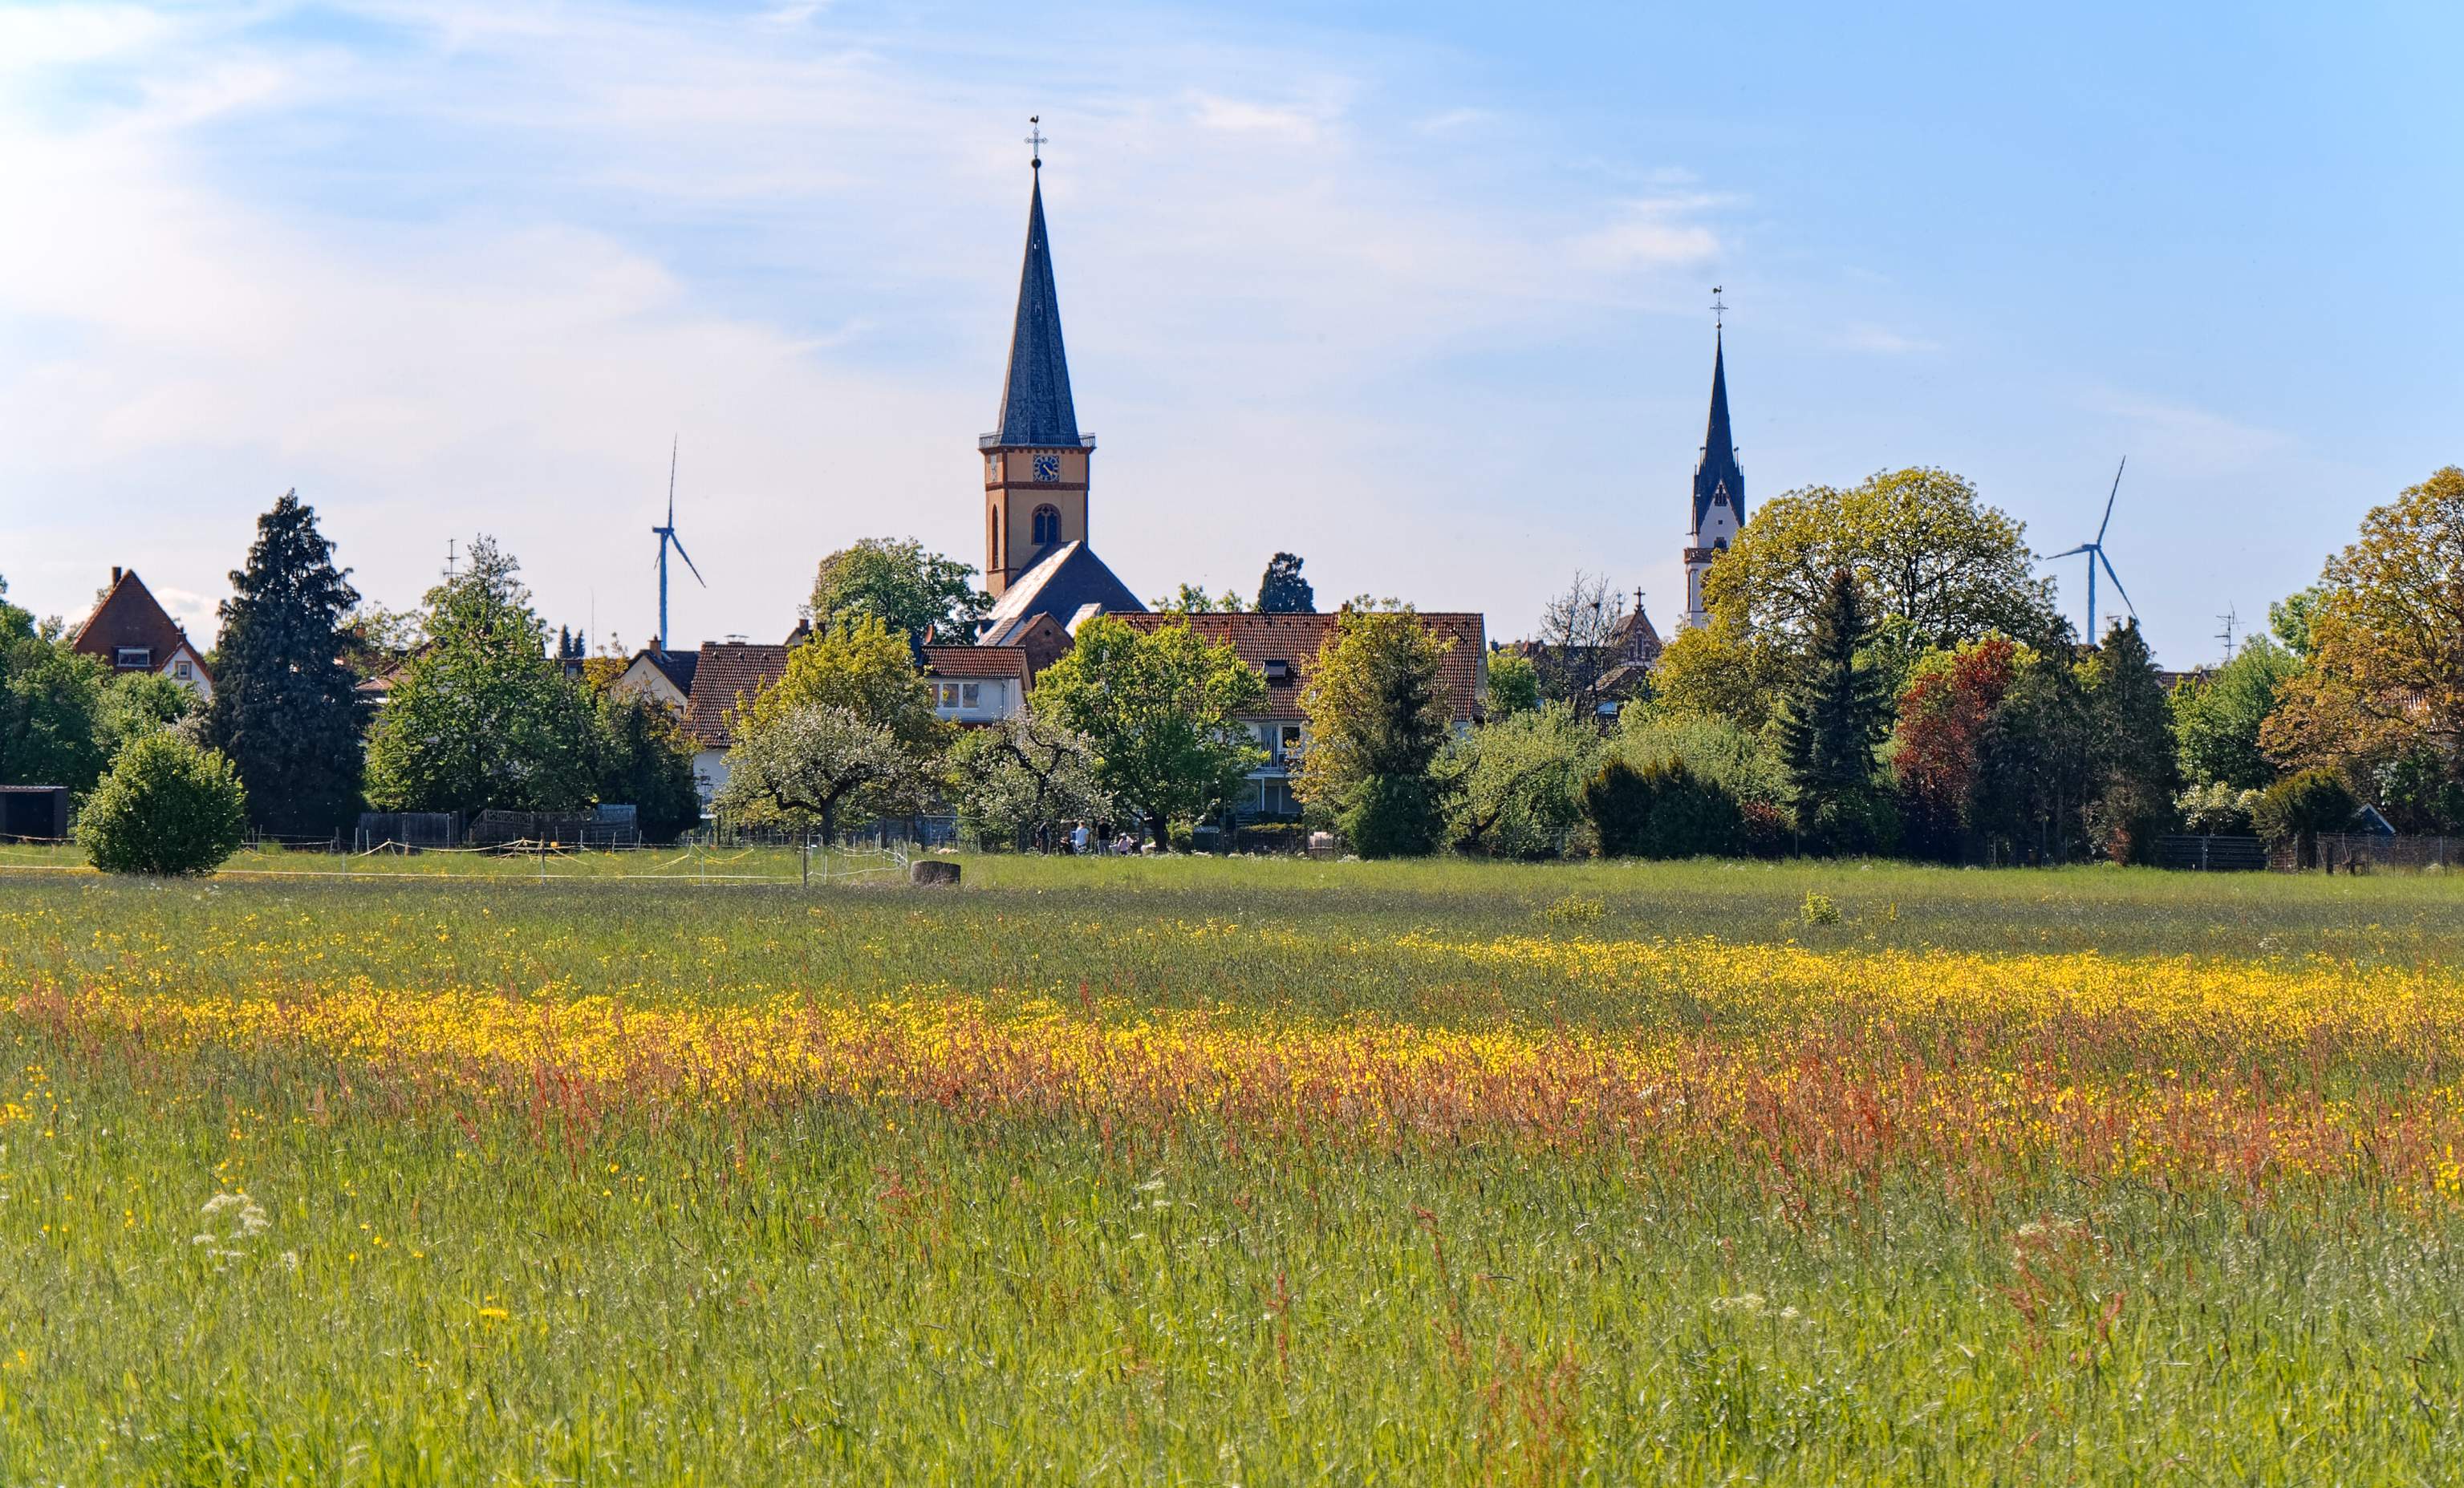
[667,436,679,526]
[2097,456,2125,545]
[2097,548,2137,618]
[2040,545,2091,560]
[670,534,708,586]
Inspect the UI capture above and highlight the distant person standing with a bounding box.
[1070,822,1090,855]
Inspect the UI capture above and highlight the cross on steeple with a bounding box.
[1710,285,1727,330]
[1025,115,1046,170]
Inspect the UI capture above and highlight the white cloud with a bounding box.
[2085,389,2295,477]
[1838,322,1942,355]
[0,0,1743,646]
[1569,196,1725,270]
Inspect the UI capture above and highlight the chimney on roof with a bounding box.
[112,566,123,586]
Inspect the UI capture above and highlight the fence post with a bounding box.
[802,839,810,889]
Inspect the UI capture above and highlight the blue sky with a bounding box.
[3,0,2457,665]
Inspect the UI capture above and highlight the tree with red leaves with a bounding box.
[1893,635,2021,860]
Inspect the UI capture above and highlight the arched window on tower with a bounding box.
[1032,505,1062,546]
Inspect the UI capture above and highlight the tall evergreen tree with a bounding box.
[1774,567,1894,850]
[1256,553,1315,614]
[205,491,366,835]
[2081,617,2180,861]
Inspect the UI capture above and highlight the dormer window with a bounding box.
[114,647,151,671]
[1263,659,1293,683]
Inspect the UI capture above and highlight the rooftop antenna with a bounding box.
[650,436,705,655]
[2039,457,2137,641]
[444,537,457,582]
[2216,605,2239,665]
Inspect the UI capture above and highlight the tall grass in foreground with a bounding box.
[2,861,2462,1482]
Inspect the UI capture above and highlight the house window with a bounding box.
[115,647,151,670]
[1263,659,1293,683]
[1031,505,1062,545]
[935,681,983,710]
[174,660,192,679]
[1278,724,1304,760]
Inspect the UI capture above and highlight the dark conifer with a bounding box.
[205,491,365,836]
[1256,553,1315,614]
[2083,617,2180,860]
[1775,567,1894,849]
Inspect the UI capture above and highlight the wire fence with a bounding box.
[0,835,915,888]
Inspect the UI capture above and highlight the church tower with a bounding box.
[1679,320,1744,630]
[980,140,1094,599]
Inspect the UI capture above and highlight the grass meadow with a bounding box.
[4,853,2464,1482]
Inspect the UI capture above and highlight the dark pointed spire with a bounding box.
[993,170,1080,448]
[1691,326,1744,533]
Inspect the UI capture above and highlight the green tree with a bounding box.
[1583,756,1745,859]
[99,672,195,757]
[1033,615,1267,847]
[0,578,109,795]
[1645,624,1793,731]
[807,537,989,643]
[363,537,599,813]
[1438,704,1597,858]
[1973,635,2096,863]
[738,614,943,751]
[1151,582,1248,614]
[1256,553,1315,614]
[78,732,248,875]
[2080,618,2179,861]
[948,709,1113,851]
[712,703,923,844]
[2268,586,2326,659]
[1484,650,1541,717]
[2171,636,2296,792]
[1294,608,1454,858]
[592,688,703,842]
[2254,768,2357,870]
[1705,467,2057,675]
[205,490,367,835]
[2263,469,2464,793]
[1774,569,1894,851]
[1614,706,1792,813]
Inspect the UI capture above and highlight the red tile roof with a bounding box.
[680,643,790,750]
[71,569,212,681]
[923,645,1031,682]
[1117,611,1488,722]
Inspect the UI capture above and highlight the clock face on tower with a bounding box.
[1033,454,1061,483]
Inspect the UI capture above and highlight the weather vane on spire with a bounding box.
[1711,286,1727,330]
[1025,115,1046,171]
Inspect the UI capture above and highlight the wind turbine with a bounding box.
[651,437,705,655]
[2042,457,2137,642]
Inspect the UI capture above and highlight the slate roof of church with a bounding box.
[976,541,1143,647]
[1691,330,1745,535]
[988,172,1082,450]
